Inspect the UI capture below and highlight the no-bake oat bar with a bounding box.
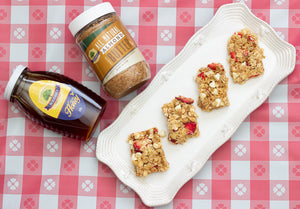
[227,28,265,84]
[127,127,169,177]
[195,63,230,112]
[162,96,200,145]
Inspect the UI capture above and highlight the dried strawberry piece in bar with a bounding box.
[162,96,200,145]
[175,95,194,104]
[195,63,230,112]
[127,127,169,177]
[227,28,265,84]
[184,122,197,135]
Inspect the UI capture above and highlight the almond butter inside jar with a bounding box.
[69,2,151,98]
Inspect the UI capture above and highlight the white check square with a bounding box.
[116,198,135,209]
[270,161,289,180]
[77,196,96,209]
[5,156,24,175]
[270,9,289,28]
[270,201,289,209]
[192,200,211,209]
[11,6,29,24]
[3,194,22,209]
[10,44,28,62]
[42,157,61,175]
[195,8,214,27]
[231,122,250,141]
[46,44,65,62]
[157,45,175,64]
[231,161,250,180]
[194,160,211,179]
[39,195,58,209]
[7,117,25,136]
[121,7,139,26]
[47,6,65,24]
[269,122,288,141]
[158,8,176,26]
[269,84,287,103]
[79,157,98,177]
[231,200,250,209]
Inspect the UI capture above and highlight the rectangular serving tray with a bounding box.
[96,3,296,207]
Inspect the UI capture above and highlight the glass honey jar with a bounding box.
[5,65,107,141]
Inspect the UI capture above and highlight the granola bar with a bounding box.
[162,96,200,145]
[195,63,230,112]
[227,28,265,84]
[127,127,169,177]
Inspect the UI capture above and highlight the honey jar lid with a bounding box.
[69,2,115,37]
[5,65,27,101]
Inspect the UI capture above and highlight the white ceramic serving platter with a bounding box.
[96,3,296,207]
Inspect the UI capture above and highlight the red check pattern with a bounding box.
[0,0,300,208]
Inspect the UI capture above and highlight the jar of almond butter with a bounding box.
[69,2,151,98]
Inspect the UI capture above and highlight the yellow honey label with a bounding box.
[80,19,136,81]
[29,80,86,120]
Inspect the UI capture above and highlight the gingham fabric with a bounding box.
[0,0,300,208]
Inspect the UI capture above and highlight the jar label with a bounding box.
[79,19,137,81]
[102,48,146,85]
[29,80,86,120]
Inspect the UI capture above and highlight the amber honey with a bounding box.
[5,65,107,140]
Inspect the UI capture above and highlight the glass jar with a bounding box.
[5,65,107,141]
[69,2,151,98]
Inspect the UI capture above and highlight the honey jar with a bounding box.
[5,65,107,141]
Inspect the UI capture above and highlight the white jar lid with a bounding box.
[4,65,27,101]
[68,2,115,37]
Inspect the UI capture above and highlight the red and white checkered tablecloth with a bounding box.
[0,0,300,208]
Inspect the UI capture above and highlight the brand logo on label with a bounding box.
[44,84,60,110]
[88,48,100,64]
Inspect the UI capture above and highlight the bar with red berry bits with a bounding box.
[127,127,169,177]
[227,28,265,84]
[162,96,200,145]
[195,63,230,112]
